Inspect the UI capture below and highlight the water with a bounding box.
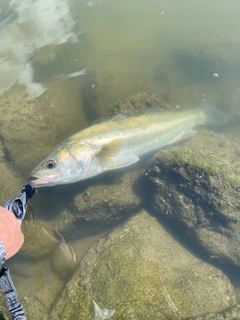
[1,0,240,318]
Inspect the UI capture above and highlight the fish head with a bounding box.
[29,144,91,187]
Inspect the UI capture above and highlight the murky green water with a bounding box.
[1,0,240,318]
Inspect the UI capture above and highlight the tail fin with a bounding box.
[199,105,226,126]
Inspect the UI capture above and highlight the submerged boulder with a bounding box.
[21,220,76,277]
[23,296,48,320]
[72,169,144,223]
[0,141,23,207]
[146,130,240,266]
[190,304,240,320]
[0,291,11,320]
[51,210,235,319]
[103,91,173,118]
[0,80,87,177]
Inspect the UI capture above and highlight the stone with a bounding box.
[146,130,240,266]
[0,291,11,320]
[0,81,87,177]
[190,304,240,320]
[51,211,235,319]
[0,141,22,207]
[22,296,48,320]
[72,169,144,223]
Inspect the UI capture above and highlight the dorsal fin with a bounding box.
[109,114,128,122]
[146,106,163,114]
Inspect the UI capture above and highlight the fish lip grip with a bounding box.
[4,184,35,220]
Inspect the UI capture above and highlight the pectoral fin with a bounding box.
[109,155,139,170]
[171,129,196,144]
[96,138,124,163]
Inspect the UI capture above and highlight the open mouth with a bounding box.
[28,175,49,187]
[28,175,38,182]
[27,173,59,187]
[27,175,37,184]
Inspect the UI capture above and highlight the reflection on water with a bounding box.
[0,0,78,99]
[1,0,240,318]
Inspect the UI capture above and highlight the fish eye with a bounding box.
[46,160,56,169]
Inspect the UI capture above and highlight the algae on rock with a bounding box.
[51,211,235,319]
[146,130,240,266]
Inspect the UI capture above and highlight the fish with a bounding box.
[28,105,225,187]
[66,68,88,78]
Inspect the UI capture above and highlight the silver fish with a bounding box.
[29,106,225,187]
[67,69,88,78]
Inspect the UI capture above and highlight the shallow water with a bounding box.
[1,0,240,318]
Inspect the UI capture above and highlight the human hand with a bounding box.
[0,206,24,260]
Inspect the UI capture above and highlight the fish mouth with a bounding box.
[28,174,53,187]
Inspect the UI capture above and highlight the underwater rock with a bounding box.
[80,62,173,120]
[21,220,62,259]
[22,296,48,320]
[10,221,76,311]
[8,252,68,312]
[103,91,173,118]
[51,240,76,278]
[51,283,93,319]
[190,304,240,320]
[0,291,11,320]
[51,210,235,319]
[0,268,48,319]
[0,141,22,207]
[146,130,240,266]
[0,81,87,177]
[72,169,144,223]
[21,219,77,277]
[80,56,171,120]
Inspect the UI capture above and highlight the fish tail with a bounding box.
[199,105,226,126]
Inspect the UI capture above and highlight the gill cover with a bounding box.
[29,147,84,187]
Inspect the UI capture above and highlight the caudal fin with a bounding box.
[200,105,226,126]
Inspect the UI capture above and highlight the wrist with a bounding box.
[0,239,6,270]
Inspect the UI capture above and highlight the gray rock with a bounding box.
[146,130,240,266]
[51,210,236,319]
